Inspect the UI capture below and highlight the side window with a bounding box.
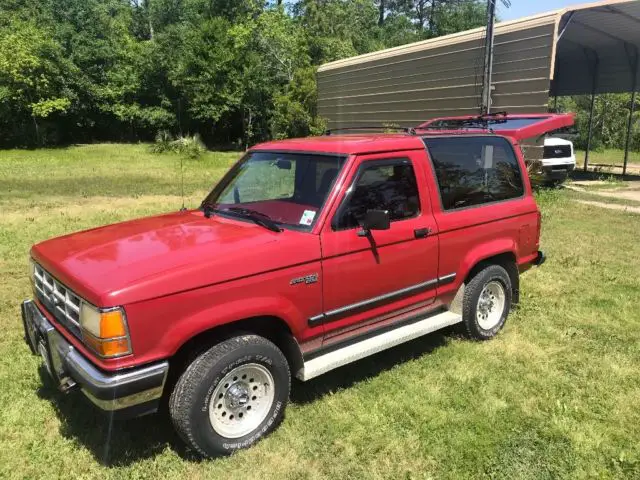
[334,160,420,230]
[424,136,524,211]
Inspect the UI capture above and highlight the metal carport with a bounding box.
[317,0,640,174]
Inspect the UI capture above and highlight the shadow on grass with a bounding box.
[35,365,197,467]
[36,329,454,466]
[570,169,640,182]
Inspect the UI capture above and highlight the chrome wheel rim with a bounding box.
[208,363,275,439]
[476,280,506,330]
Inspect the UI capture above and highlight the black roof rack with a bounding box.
[415,112,511,134]
[324,126,416,136]
[416,124,493,132]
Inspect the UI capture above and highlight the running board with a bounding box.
[297,310,462,381]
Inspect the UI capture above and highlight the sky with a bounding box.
[497,0,590,20]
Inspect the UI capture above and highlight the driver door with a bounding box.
[317,150,439,343]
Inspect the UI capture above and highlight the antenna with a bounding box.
[180,154,186,212]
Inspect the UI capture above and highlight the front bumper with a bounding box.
[542,162,575,181]
[22,300,168,416]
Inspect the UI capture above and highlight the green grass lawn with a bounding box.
[575,148,640,167]
[1,145,639,479]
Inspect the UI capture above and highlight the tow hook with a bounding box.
[59,377,77,393]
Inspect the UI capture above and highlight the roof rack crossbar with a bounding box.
[415,125,492,131]
[415,111,514,134]
[324,126,416,135]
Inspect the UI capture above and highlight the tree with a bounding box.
[394,0,485,38]
[0,0,501,148]
[0,20,77,145]
[558,94,640,152]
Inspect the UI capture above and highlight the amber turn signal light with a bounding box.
[83,334,131,358]
[79,304,131,358]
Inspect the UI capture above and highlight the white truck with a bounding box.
[542,137,576,183]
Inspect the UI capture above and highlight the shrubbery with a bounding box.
[150,132,207,159]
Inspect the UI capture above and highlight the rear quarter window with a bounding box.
[423,136,524,211]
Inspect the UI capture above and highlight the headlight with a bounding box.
[80,303,131,358]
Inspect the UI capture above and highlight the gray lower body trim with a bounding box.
[308,273,456,327]
[299,309,462,381]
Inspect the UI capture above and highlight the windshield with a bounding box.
[203,151,346,231]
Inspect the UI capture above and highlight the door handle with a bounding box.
[414,227,431,239]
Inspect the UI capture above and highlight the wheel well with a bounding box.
[465,252,519,303]
[167,317,304,389]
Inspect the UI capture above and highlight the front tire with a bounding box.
[462,264,512,340]
[169,334,290,458]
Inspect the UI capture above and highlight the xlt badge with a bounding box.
[290,273,318,286]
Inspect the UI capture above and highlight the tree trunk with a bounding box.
[32,115,40,146]
[428,0,438,35]
[144,0,154,39]
[243,108,253,151]
[416,1,427,30]
[378,0,385,26]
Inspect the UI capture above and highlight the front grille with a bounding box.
[33,264,82,338]
[543,145,571,159]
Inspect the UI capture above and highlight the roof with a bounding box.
[316,0,640,130]
[318,9,562,73]
[553,0,640,95]
[251,134,427,155]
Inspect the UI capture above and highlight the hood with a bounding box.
[31,210,320,306]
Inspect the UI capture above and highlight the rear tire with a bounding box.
[169,334,290,458]
[462,264,512,340]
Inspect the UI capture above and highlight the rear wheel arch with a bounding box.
[464,251,519,304]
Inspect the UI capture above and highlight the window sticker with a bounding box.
[299,210,316,226]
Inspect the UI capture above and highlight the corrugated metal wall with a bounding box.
[317,13,559,130]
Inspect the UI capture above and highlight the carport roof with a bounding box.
[553,0,640,95]
[318,0,640,97]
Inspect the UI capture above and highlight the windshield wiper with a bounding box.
[201,202,219,218]
[225,207,282,233]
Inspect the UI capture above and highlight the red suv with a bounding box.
[21,114,571,457]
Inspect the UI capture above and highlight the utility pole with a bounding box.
[481,1,510,115]
[481,0,497,115]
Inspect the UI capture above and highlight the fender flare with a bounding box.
[457,237,518,285]
[158,295,305,357]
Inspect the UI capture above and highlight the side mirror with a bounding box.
[358,209,390,236]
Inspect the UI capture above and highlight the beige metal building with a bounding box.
[317,0,640,131]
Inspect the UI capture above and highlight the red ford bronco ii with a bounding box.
[22,114,572,457]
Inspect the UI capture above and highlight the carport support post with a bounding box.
[623,45,638,176]
[584,55,599,172]
[624,88,637,176]
[584,90,596,172]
